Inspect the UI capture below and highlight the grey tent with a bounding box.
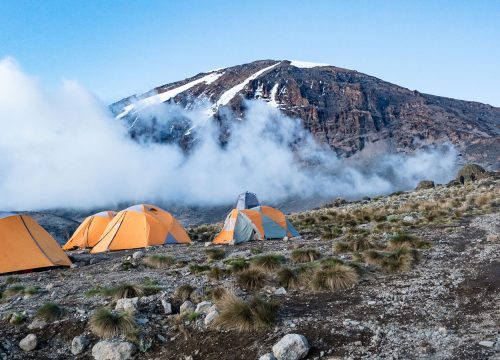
[235,192,260,210]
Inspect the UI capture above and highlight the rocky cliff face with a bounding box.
[111,60,500,168]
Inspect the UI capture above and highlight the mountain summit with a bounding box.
[111,60,500,167]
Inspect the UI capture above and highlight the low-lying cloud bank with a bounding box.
[0,58,458,211]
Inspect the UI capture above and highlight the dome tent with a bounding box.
[63,211,116,250]
[213,205,299,245]
[235,191,260,210]
[91,204,191,253]
[0,212,72,274]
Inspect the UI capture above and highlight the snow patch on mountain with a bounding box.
[289,60,330,68]
[116,71,224,119]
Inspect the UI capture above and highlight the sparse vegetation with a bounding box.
[291,248,320,263]
[205,248,225,261]
[214,293,279,331]
[250,254,285,270]
[174,284,195,301]
[277,267,299,288]
[36,302,64,321]
[310,264,358,291]
[364,247,414,272]
[224,257,249,272]
[189,264,211,274]
[236,268,267,291]
[208,266,230,280]
[90,308,136,338]
[143,254,175,269]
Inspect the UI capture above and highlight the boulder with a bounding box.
[91,340,136,360]
[195,301,213,315]
[457,164,486,183]
[204,310,219,326]
[259,353,277,360]
[272,334,309,360]
[19,334,37,352]
[416,180,435,190]
[115,297,138,313]
[71,335,89,355]
[402,215,417,224]
[275,287,287,295]
[180,300,196,314]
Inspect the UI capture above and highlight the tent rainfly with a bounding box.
[63,211,116,250]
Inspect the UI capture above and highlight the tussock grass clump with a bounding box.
[363,247,414,272]
[205,248,225,261]
[208,267,230,280]
[90,308,136,338]
[143,254,175,269]
[388,232,431,249]
[4,276,19,285]
[224,258,249,273]
[9,312,25,325]
[334,235,378,253]
[209,286,228,301]
[250,254,285,270]
[189,264,211,274]
[291,249,320,263]
[107,283,144,299]
[214,294,279,332]
[2,284,26,299]
[236,268,267,291]
[36,302,65,321]
[321,225,343,240]
[174,284,195,301]
[310,264,358,291]
[277,267,299,289]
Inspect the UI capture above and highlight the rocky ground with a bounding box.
[1,176,499,360]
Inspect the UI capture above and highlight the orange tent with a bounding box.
[63,211,116,250]
[91,204,191,253]
[0,212,72,274]
[213,206,299,245]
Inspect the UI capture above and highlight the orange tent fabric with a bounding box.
[63,211,116,250]
[0,212,72,274]
[91,204,191,253]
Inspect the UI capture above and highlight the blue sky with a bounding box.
[1,0,499,105]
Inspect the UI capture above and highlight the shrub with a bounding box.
[90,308,136,338]
[189,264,211,274]
[143,254,175,269]
[290,249,320,263]
[174,284,195,301]
[205,248,225,262]
[214,294,279,331]
[250,254,285,270]
[236,268,267,291]
[310,265,358,291]
[36,302,65,321]
[224,258,249,273]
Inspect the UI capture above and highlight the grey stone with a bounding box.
[479,340,494,348]
[132,251,144,260]
[180,300,195,314]
[272,334,309,360]
[195,301,213,314]
[204,310,219,326]
[275,287,287,295]
[28,318,47,330]
[115,297,138,313]
[259,353,277,360]
[161,299,172,314]
[19,334,37,352]
[91,340,136,360]
[71,336,89,355]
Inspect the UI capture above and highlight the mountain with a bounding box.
[111,60,500,168]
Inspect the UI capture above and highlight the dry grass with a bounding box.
[205,248,225,262]
[236,268,267,291]
[290,248,320,263]
[36,302,65,321]
[90,308,136,338]
[174,284,195,301]
[107,283,144,299]
[250,254,285,270]
[224,258,250,273]
[277,267,299,289]
[310,264,358,291]
[364,247,414,272]
[214,293,279,332]
[209,286,228,301]
[189,264,211,274]
[143,254,175,269]
[208,266,230,280]
[387,232,431,249]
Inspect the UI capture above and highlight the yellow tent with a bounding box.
[0,212,72,274]
[91,204,191,253]
[63,211,116,250]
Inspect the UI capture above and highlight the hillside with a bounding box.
[1,174,499,359]
[111,60,500,168]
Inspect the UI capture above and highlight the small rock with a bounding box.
[45,283,54,291]
[71,336,89,355]
[402,215,417,224]
[195,301,213,315]
[19,334,37,352]
[259,353,277,360]
[479,340,494,348]
[92,340,136,360]
[204,310,219,326]
[275,287,287,295]
[28,318,47,330]
[204,242,211,247]
[272,334,310,360]
[161,299,172,314]
[132,251,144,260]
[353,340,362,346]
[438,327,447,336]
[115,297,138,313]
[180,301,196,314]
